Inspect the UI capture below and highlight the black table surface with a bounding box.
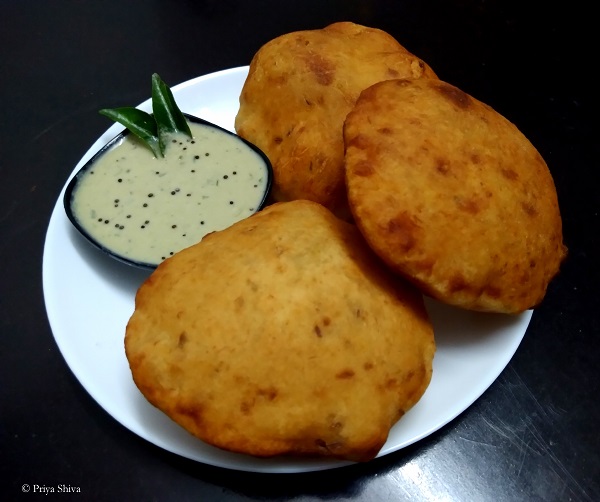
[2,1,598,500]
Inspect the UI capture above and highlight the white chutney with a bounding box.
[70,121,270,266]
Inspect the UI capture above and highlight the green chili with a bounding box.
[99,74,192,158]
[99,107,162,158]
[151,73,192,140]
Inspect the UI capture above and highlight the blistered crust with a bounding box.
[344,79,567,313]
[234,22,437,219]
[125,200,435,461]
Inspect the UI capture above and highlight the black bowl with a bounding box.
[64,113,273,270]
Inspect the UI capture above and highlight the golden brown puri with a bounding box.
[344,79,567,314]
[234,22,437,220]
[125,200,435,462]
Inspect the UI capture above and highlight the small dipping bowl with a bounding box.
[64,114,273,269]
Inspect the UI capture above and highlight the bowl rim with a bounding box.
[63,113,274,270]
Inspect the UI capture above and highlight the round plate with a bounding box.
[42,67,532,473]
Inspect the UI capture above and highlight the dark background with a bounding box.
[1,1,598,500]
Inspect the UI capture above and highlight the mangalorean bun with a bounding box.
[344,78,567,313]
[125,200,435,461]
[235,22,437,219]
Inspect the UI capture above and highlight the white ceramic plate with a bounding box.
[43,67,532,473]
